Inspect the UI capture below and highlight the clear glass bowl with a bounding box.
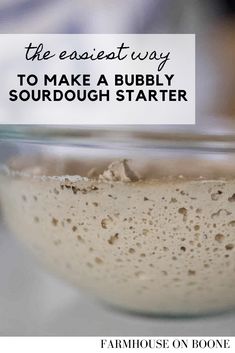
[0,124,235,317]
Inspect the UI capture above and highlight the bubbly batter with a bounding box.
[0,158,235,315]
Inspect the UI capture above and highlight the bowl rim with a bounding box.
[0,123,235,152]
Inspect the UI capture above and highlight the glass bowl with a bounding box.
[0,123,235,317]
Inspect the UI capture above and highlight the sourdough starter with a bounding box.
[0,159,235,315]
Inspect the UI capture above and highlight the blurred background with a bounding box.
[0,0,235,123]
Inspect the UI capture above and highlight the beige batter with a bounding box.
[0,158,235,315]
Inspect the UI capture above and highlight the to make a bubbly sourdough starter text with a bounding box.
[9,42,188,103]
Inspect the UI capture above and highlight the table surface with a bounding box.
[0,224,235,337]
